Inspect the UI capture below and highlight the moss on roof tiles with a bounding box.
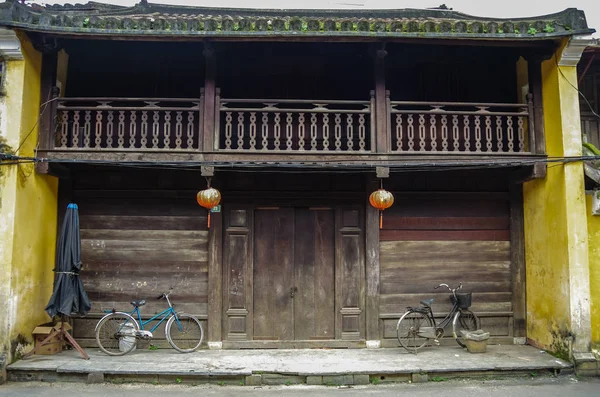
[0,0,594,39]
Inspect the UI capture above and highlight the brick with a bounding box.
[322,375,353,386]
[245,374,262,386]
[353,374,370,385]
[87,372,104,384]
[411,373,429,383]
[306,376,322,385]
[261,374,304,385]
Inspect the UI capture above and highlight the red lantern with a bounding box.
[197,186,221,229]
[369,188,394,229]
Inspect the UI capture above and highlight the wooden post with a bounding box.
[207,198,223,346]
[509,183,526,339]
[38,51,58,151]
[527,57,546,156]
[202,43,217,152]
[365,176,381,344]
[374,49,389,153]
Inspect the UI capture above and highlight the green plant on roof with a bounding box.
[543,24,555,33]
[83,17,90,27]
[527,27,537,35]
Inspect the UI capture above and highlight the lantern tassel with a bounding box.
[379,211,383,229]
[207,211,211,229]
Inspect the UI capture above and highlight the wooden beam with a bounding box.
[35,160,70,178]
[207,197,223,344]
[374,48,389,153]
[40,150,548,166]
[509,183,526,338]
[365,176,381,342]
[38,52,58,151]
[527,57,546,156]
[202,43,217,152]
[510,163,546,183]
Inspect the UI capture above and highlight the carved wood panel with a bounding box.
[336,207,365,340]
[223,205,253,341]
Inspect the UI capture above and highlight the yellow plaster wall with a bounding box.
[523,40,590,355]
[586,195,600,346]
[0,32,58,358]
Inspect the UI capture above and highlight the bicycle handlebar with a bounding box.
[156,289,174,300]
[434,282,463,295]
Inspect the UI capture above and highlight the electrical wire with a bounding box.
[3,49,599,174]
[13,95,60,155]
[3,154,600,174]
[555,53,600,121]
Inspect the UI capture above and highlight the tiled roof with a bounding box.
[0,0,594,39]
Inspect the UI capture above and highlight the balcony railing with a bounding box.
[389,100,533,154]
[52,94,536,156]
[217,94,374,152]
[56,97,203,150]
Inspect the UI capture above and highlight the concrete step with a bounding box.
[7,345,572,386]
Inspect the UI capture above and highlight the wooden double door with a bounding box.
[222,205,364,344]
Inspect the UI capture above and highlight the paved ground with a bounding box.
[6,344,571,386]
[8,345,569,377]
[1,375,600,396]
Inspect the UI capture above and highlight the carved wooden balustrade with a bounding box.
[389,100,534,154]
[216,94,375,152]
[56,97,204,150]
[53,94,538,156]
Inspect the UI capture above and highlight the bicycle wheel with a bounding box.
[95,312,139,356]
[396,310,433,354]
[166,313,203,353]
[452,309,480,348]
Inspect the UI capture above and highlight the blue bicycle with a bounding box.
[94,290,203,355]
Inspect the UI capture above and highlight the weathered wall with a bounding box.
[523,40,591,356]
[0,31,58,360]
[585,194,600,349]
[379,192,513,342]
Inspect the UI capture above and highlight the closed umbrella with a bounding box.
[28,203,90,359]
[45,203,91,317]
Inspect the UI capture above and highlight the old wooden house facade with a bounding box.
[0,0,596,353]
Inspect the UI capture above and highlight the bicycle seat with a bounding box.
[420,298,435,307]
[130,300,146,307]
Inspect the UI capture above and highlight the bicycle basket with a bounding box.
[450,292,472,309]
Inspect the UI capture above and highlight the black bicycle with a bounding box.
[396,282,480,354]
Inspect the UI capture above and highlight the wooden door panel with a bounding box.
[336,207,365,340]
[294,208,335,340]
[223,205,252,341]
[253,208,294,340]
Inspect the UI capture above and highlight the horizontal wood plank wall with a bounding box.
[66,167,209,347]
[379,192,513,345]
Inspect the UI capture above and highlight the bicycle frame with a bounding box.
[425,299,461,331]
[128,305,175,333]
[113,292,185,334]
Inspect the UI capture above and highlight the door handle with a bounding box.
[290,287,298,298]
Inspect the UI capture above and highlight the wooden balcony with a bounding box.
[217,95,374,152]
[56,97,204,151]
[389,101,533,154]
[45,92,540,167]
